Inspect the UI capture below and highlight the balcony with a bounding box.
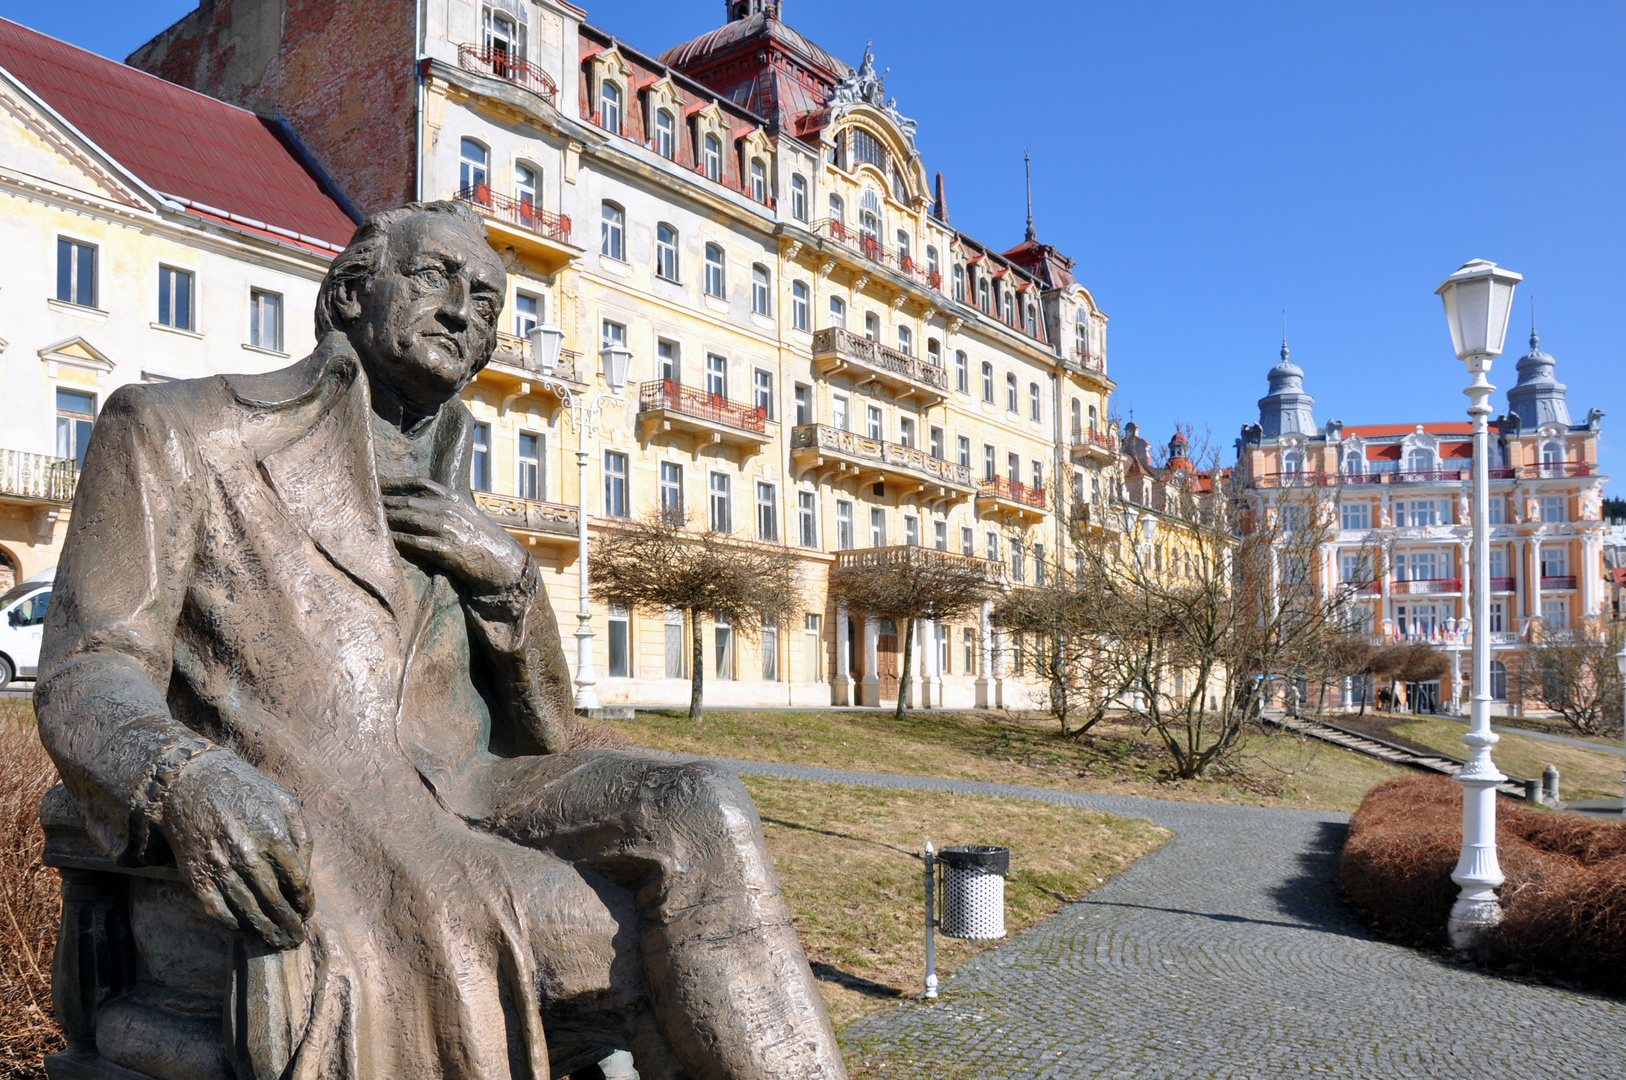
[0,449,76,506]
[473,492,578,546]
[1254,470,1334,489]
[976,475,1049,522]
[1342,580,1380,597]
[473,336,580,401]
[1489,576,1516,593]
[1534,461,1594,478]
[791,424,975,503]
[457,43,557,106]
[1391,577,1461,596]
[1063,348,1107,380]
[1541,575,1578,591]
[454,184,576,273]
[835,545,1004,586]
[811,327,948,405]
[812,219,933,288]
[1392,468,1468,484]
[636,379,772,455]
[1069,426,1118,464]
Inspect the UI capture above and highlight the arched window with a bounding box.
[864,311,879,340]
[981,361,994,402]
[459,138,488,194]
[978,277,990,311]
[655,222,679,281]
[484,7,522,61]
[1076,315,1088,354]
[1070,399,1082,439]
[897,325,913,356]
[953,264,965,301]
[749,158,767,203]
[927,246,939,280]
[704,243,726,297]
[955,350,968,392]
[1490,659,1507,700]
[926,338,941,367]
[859,209,880,244]
[1001,290,1015,325]
[1343,450,1363,475]
[702,133,721,181]
[654,109,675,158]
[599,80,622,134]
[1088,404,1099,433]
[895,229,912,267]
[600,201,624,260]
[751,264,771,316]
[514,162,539,210]
[828,294,846,330]
[1025,302,1038,336]
[1406,447,1433,473]
[1282,450,1303,474]
[828,193,844,225]
[1541,442,1563,465]
[790,174,808,221]
[791,280,810,331]
[1005,373,1018,412]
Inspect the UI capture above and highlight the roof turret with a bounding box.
[1506,326,1571,429]
[1257,340,1316,438]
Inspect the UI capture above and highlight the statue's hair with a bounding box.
[315,201,498,373]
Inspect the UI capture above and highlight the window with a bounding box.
[866,405,883,441]
[709,472,731,532]
[1029,382,1041,421]
[600,202,625,260]
[864,311,880,341]
[833,395,850,431]
[790,174,808,221]
[250,289,283,352]
[517,432,541,499]
[981,362,994,402]
[1089,404,1099,433]
[956,526,971,556]
[706,354,727,397]
[660,461,683,520]
[459,138,488,193]
[1007,453,1020,483]
[756,482,778,541]
[55,389,95,467]
[56,238,97,308]
[957,436,970,468]
[1542,598,1567,630]
[655,223,679,280]
[798,491,816,547]
[1282,450,1303,474]
[1488,498,1504,525]
[983,444,996,480]
[851,128,886,170]
[1406,448,1433,473]
[897,326,913,356]
[927,246,939,280]
[953,265,966,302]
[750,158,767,203]
[470,422,491,491]
[870,507,887,547]
[654,109,675,158]
[704,244,726,297]
[794,384,811,426]
[986,531,999,563]
[791,281,810,330]
[934,520,948,551]
[607,604,630,678]
[1076,312,1089,353]
[484,8,522,60]
[1071,399,1083,439]
[1025,303,1038,336]
[1006,373,1018,412]
[859,210,880,244]
[929,426,945,459]
[514,163,539,209]
[604,451,629,518]
[752,370,773,418]
[1011,539,1024,583]
[829,295,847,330]
[1339,551,1371,584]
[1034,543,1046,585]
[1342,451,1363,475]
[904,515,919,546]
[702,133,721,181]
[751,264,772,315]
[1490,659,1507,700]
[157,265,193,330]
[1032,460,1044,492]
[658,339,680,383]
[599,80,623,133]
[1540,496,1565,523]
[963,628,976,674]
[978,277,991,311]
[955,351,969,393]
[714,617,734,680]
[895,229,912,268]
[514,292,541,338]
[665,607,685,678]
[1340,502,1370,531]
[762,618,778,681]
[1541,442,1562,465]
[602,318,626,349]
[1541,546,1567,578]
[836,500,854,550]
[898,418,915,448]
[803,614,822,682]
[828,193,844,225]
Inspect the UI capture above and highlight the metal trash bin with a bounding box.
[936,845,1009,939]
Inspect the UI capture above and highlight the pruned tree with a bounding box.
[826,546,993,722]
[1359,644,1407,716]
[1530,619,1626,736]
[1396,642,1450,712]
[589,510,802,722]
[1310,632,1378,716]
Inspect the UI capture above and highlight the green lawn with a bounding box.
[1389,716,1623,800]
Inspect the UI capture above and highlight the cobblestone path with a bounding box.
[677,755,1626,1080]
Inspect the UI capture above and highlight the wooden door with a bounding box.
[876,618,900,702]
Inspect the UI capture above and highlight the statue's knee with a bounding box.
[647,760,758,851]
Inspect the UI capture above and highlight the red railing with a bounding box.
[1536,461,1593,478]
[638,379,766,434]
[1338,472,1385,485]
[1255,471,1334,488]
[1392,577,1462,595]
[1541,575,1577,590]
[1072,348,1106,375]
[457,44,557,104]
[978,475,1047,510]
[1071,427,1117,452]
[814,219,928,285]
[1392,468,1466,483]
[455,185,571,244]
[1489,576,1516,593]
[1488,467,1517,479]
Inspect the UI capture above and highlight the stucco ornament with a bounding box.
[37,201,846,1080]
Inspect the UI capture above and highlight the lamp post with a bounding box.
[1616,646,1626,816]
[1435,258,1522,949]
[528,322,630,711]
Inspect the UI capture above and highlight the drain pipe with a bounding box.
[414,0,426,202]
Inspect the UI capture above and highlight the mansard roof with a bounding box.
[658,7,849,130]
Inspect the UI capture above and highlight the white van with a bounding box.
[0,566,54,686]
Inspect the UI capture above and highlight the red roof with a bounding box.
[1342,422,1473,438]
[0,17,356,248]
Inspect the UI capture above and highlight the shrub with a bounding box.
[0,708,62,1078]
[1342,773,1626,992]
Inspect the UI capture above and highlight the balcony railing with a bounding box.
[1392,468,1467,483]
[1488,631,1520,645]
[1489,576,1516,593]
[473,491,578,538]
[1488,467,1517,479]
[455,184,571,244]
[1541,575,1577,591]
[1070,426,1117,453]
[812,219,930,285]
[0,449,76,504]
[1392,577,1462,595]
[835,544,1003,584]
[1068,349,1106,376]
[977,475,1047,510]
[1341,580,1381,596]
[1535,461,1593,478]
[457,43,558,105]
[791,424,975,490]
[1254,471,1333,488]
[488,334,580,381]
[812,327,948,393]
[638,379,767,434]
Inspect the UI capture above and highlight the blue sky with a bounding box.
[8,1,1621,483]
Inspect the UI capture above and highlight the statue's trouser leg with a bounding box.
[494,752,847,1080]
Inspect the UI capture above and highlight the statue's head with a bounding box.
[317,201,506,417]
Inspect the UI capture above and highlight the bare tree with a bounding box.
[826,546,994,722]
[1530,619,1626,736]
[589,510,802,721]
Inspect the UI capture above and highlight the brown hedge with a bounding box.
[1342,773,1626,992]
[0,712,61,1079]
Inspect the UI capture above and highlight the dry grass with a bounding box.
[624,708,1410,813]
[0,699,60,1079]
[1388,716,1623,800]
[741,775,1169,1029]
[1341,773,1626,992]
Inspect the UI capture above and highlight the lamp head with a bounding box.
[1435,259,1522,372]
[599,342,633,394]
[527,321,565,376]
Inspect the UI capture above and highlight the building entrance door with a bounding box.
[876,618,900,702]
[1407,679,1440,715]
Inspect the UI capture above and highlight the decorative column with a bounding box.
[834,599,853,706]
[992,627,1010,709]
[1380,540,1395,639]
[861,615,880,708]
[925,619,943,708]
[975,601,994,708]
[1528,535,1543,631]
[572,403,599,710]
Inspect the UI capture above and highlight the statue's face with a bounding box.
[349,213,505,416]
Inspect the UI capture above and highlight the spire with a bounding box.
[1023,148,1036,243]
[1281,309,1288,363]
[932,170,948,224]
[1529,294,1538,350]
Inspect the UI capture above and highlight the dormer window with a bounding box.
[1024,303,1038,336]
[790,174,807,221]
[953,264,965,302]
[654,110,675,158]
[977,276,989,311]
[600,80,622,134]
[1001,290,1014,325]
[1407,448,1433,473]
[1282,451,1303,474]
[749,158,767,203]
[851,128,886,172]
[702,134,721,181]
[1343,451,1363,475]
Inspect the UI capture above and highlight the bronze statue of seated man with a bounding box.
[36,200,846,1080]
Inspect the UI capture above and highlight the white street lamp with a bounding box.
[1616,646,1626,816]
[1435,258,1521,949]
[527,325,630,711]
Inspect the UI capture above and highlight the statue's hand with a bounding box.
[159,752,315,949]
[382,477,528,594]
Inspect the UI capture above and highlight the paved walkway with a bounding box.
[675,755,1626,1079]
